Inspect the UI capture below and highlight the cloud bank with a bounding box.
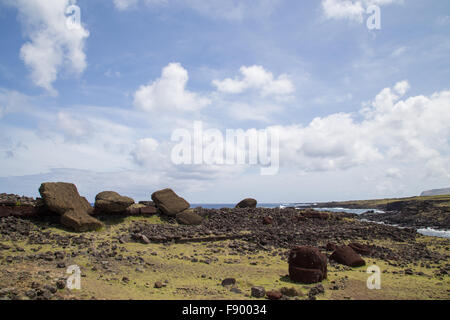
[6,0,89,95]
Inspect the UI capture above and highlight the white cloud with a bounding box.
[321,0,402,23]
[212,65,294,97]
[133,62,211,112]
[271,81,450,178]
[7,0,89,95]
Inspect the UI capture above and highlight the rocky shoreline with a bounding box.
[313,196,450,230]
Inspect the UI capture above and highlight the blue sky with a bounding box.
[0,0,449,203]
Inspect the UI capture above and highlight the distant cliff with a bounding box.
[420,188,450,196]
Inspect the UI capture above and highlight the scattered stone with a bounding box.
[44,284,57,294]
[404,268,414,275]
[56,280,65,290]
[154,281,165,288]
[25,290,37,299]
[221,278,236,286]
[280,287,301,297]
[266,290,282,300]
[251,286,266,298]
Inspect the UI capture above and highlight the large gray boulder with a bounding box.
[151,188,190,216]
[39,183,93,214]
[39,182,103,232]
[94,191,134,214]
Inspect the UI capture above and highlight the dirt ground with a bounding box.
[0,214,448,300]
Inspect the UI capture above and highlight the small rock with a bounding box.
[25,290,36,299]
[44,285,57,294]
[251,286,266,298]
[230,287,242,294]
[56,280,65,290]
[266,290,282,300]
[404,268,414,275]
[221,278,236,286]
[280,287,300,297]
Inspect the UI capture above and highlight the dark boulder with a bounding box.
[39,182,93,215]
[39,182,103,232]
[151,188,190,216]
[94,191,134,214]
[235,198,257,208]
[221,278,236,286]
[289,266,327,285]
[288,246,327,284]
[329,245,366,267]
